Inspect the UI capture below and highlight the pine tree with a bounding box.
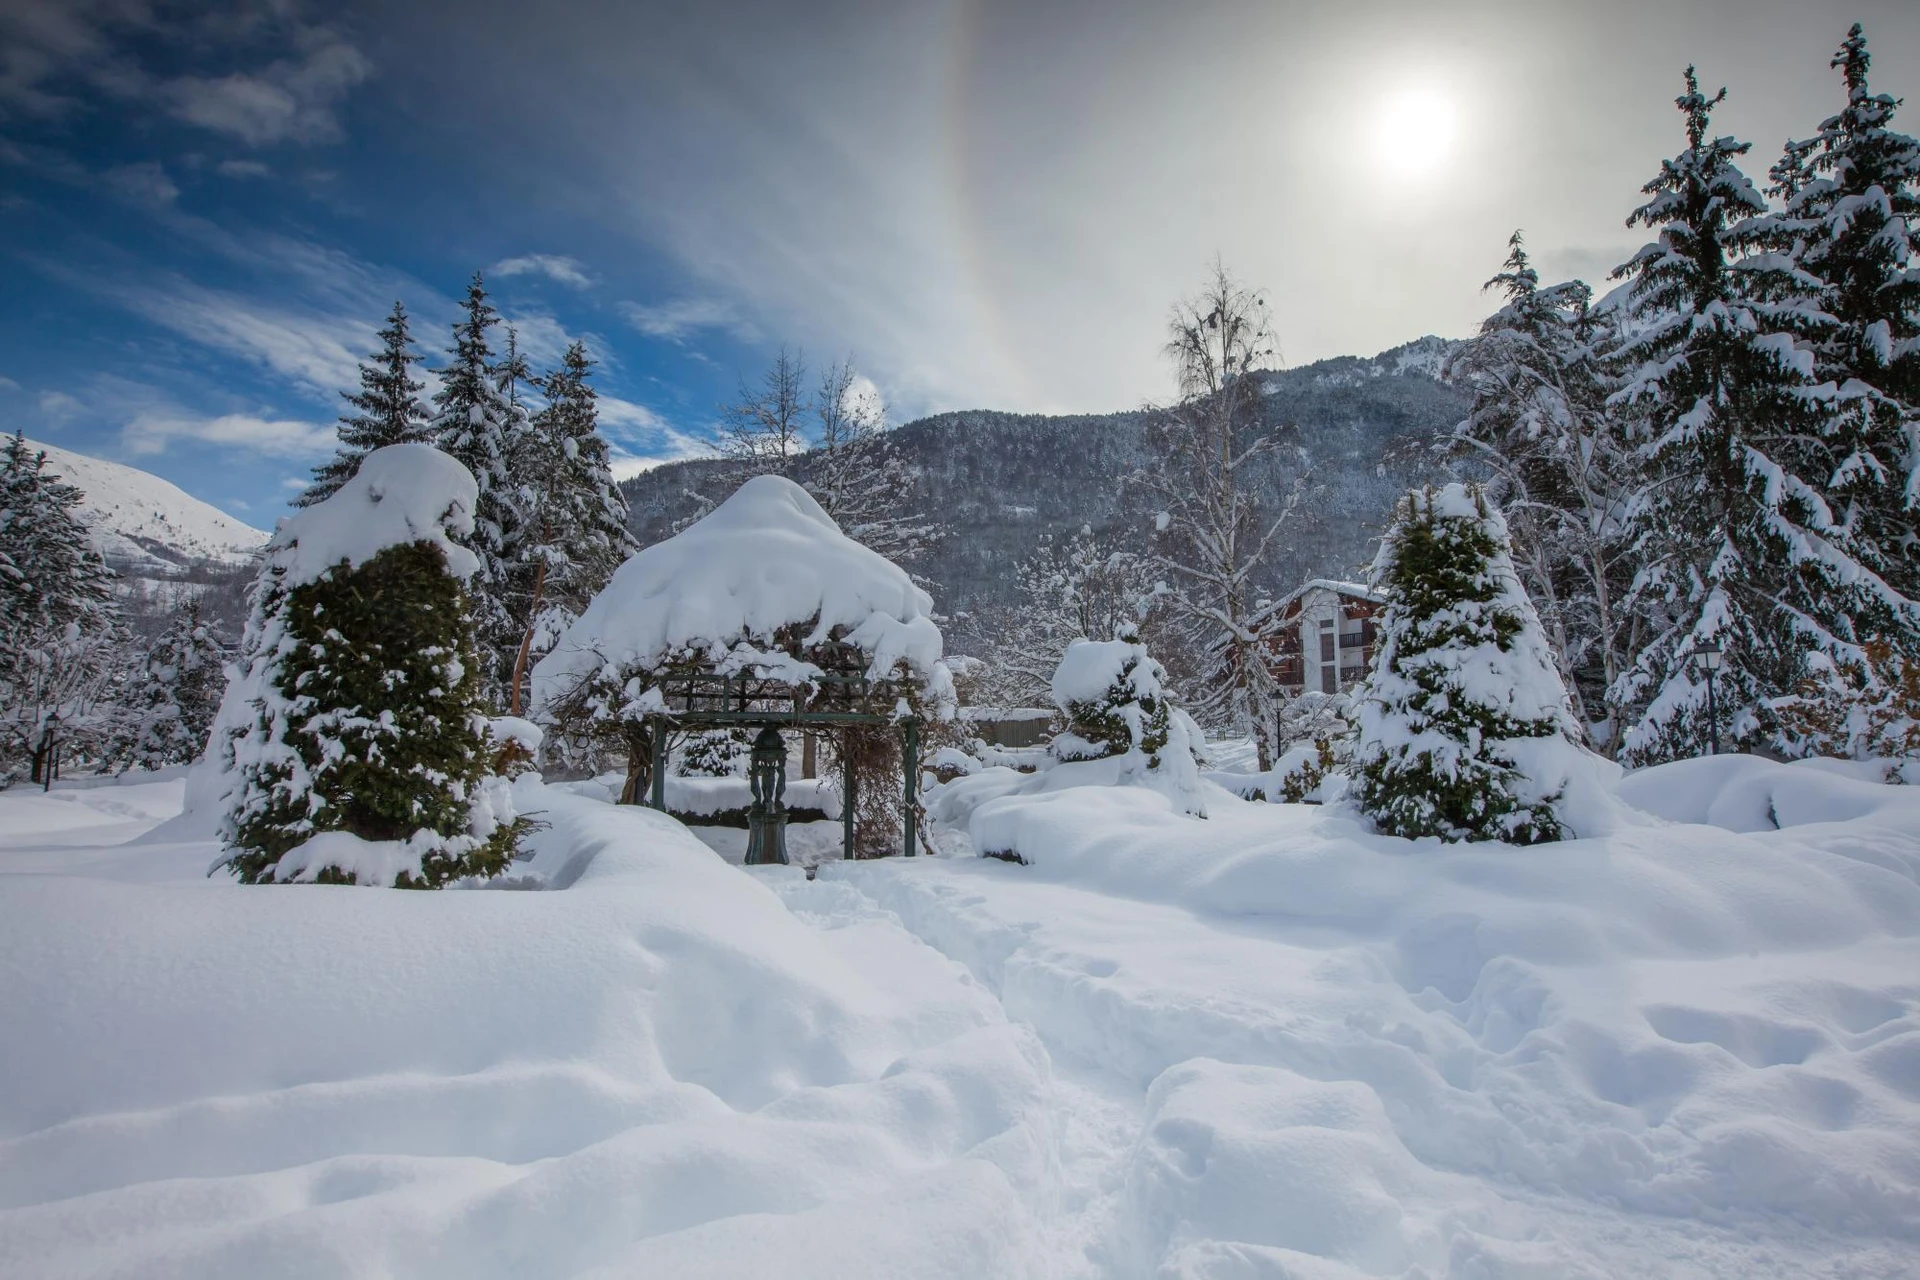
[297,301,429,508]
[504,341,640,714]
[1134,262,1309,771]
[104,599,226,771]
[1609,69,1913,764]
[430,274,525,704]
[1447,233,1641,752]
[1352,485,1581,845]
[0,431,123,781]
[218,445,521,887]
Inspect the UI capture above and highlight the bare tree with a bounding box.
[805,356,937,568]
[1134,261,1307,771]
[720,344,811,474]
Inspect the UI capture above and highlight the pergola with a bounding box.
[636,640,922,863]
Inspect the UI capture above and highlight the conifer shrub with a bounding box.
[1352,485,1582,844]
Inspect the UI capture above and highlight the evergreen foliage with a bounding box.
[1353,485,1579,845]
[1609,69,1918,764]
[0,431,124,781]
[297,301,429,508]
[221,539,520,887]
[679,728,750,777]
[1446,234,1640,750]
[504,341,639,715]
[104,600,226,772]
[1050,629,1207,815]
[430,274,526,703]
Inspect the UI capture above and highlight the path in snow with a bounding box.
[765,842,1914,1279]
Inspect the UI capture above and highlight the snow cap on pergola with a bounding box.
[530,474,952,858]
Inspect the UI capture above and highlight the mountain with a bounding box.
[23,438,268,574]
[622,338,1473,639]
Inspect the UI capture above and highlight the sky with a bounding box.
[2,0,1915,528]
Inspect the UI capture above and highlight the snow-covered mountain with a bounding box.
[24,438,268,573]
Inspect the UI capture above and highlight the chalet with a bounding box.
[1263,579,1384,696]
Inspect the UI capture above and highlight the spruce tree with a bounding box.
[1050,628,1207,815]
[1609,69,1910,764]
[1353,485,1580,845]
[505,341,638,714]
[297,301,429,508]
[1446,234,1640,751]
[104,599,226,772]
[0,432,123,780]
[219,445,521,887]
[430,274,524,704]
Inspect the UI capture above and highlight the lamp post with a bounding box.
[1689,643,1724,756]
[745,726,790,866]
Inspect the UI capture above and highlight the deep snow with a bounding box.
[2,754,1917,1277]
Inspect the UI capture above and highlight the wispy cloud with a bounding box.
[101,160,179,207]
[0,375,20,392]
[619,296,756,344]
[493,254,592,289]
[159,37,370,146]
[38,389,82,424]
[216,158,271,179]
[123,409,333,457]
[594,394,714,479]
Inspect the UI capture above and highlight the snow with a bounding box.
[262,444,480,589]
[532,475,949,710]
[22,437,266,570]
[3,752,1917,1277]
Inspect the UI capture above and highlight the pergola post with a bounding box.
[903,718,919,857]
[648,715,668,811]
[842,731,856,860]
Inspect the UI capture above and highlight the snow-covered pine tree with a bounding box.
[1609,69,1914,764]
[1352,484,1581,844]
[1446,233,1641,752]
[296,301,430,508]
[430,274,525,704]
[1050,628,1206,815]
[218,444,522,888]
[503,341,639,716]
[0,431,123,782]
[1134,262,1308,771]
[103,599,226,772]
[805,356,938,569]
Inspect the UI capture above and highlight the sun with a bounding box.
[1371,85,1459,179]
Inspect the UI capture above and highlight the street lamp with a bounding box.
[1688,643,1724,756]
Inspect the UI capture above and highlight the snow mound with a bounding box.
[24,437,266,570]
[533,475,947,705]
[264,444,480,588]
[1619,753,1920,832]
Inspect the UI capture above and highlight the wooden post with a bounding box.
[842,731,856,860]
[648,716,668,811]
[903,718,919,858]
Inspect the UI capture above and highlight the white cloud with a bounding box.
[493,254,593,289]
[122,410,333,458]
[596,394,670,433]
[38,389,82,423]
[499,311,576,370]
[594,395,714,479]
[97,276,374,397]
[619,296,756,344]
[0,375,20,392]
[101,161,179,206]
[160,38,371,146]
[217,158,271,179]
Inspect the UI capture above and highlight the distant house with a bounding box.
[1261,579,1383,696]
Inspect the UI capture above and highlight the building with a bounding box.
[1262,579,1383,696]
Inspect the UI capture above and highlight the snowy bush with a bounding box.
[678,727,750,777]
[1352,484,1587,844]
[214,445,524,888]
[1051,630,1206,816]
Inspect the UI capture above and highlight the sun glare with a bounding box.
[1372,85,1459,179]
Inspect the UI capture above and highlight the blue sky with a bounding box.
[3,0,1914,528]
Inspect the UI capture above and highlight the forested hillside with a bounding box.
[622,336,1471,625]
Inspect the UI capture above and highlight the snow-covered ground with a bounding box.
[2,758,1917,1277]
